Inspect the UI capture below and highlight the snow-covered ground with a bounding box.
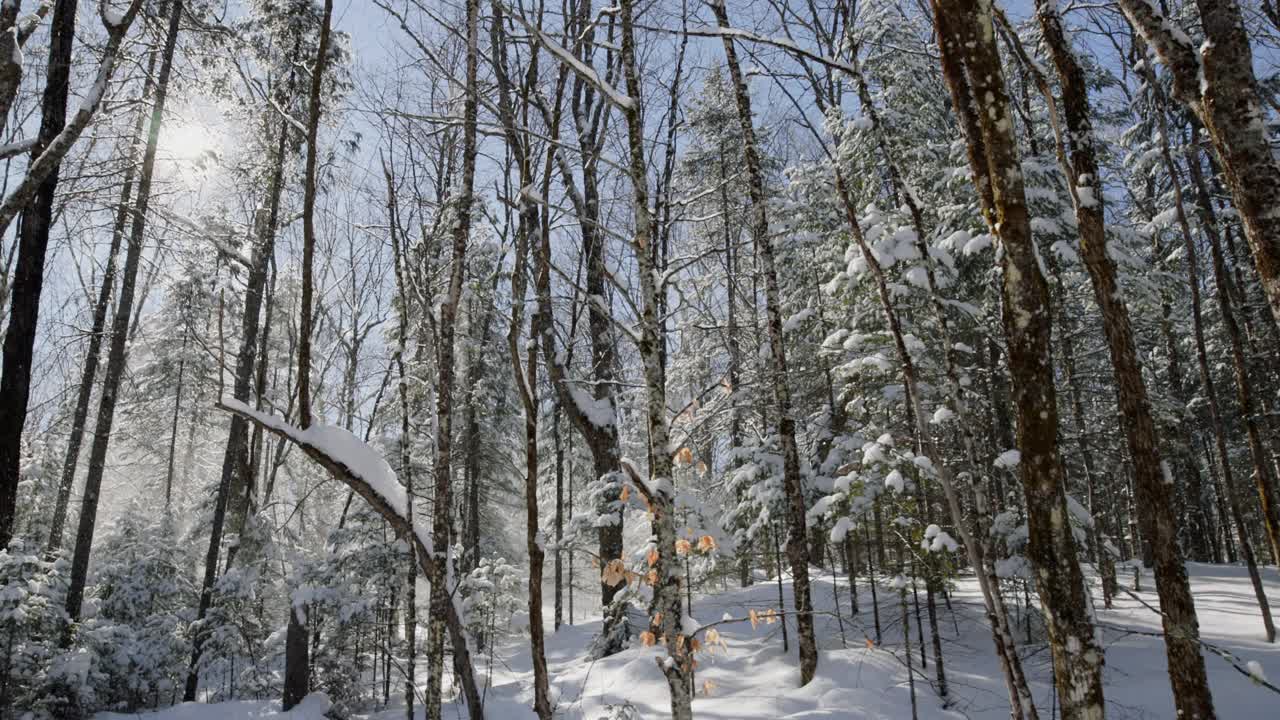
[94,562,1280,719]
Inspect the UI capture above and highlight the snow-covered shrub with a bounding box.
[0,541,68,718]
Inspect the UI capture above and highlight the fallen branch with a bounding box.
[1110,589,1280,695]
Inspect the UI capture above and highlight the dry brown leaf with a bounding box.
[601,559,628,587]
[675,447,694,466]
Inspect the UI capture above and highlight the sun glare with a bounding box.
[159,121,221,166]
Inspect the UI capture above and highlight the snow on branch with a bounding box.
[0,0,143,240]
[218,398,429,556]
[1115,0,1203,106]
[0,137,33,160]
[505,4,635,111]
[637,23,860,77]
[217,397,488,720]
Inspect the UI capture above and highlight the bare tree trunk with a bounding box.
[1030,5,1215,714]
[611,0,690,715]
[708,0,817,685]
[1185,138,1280,569]
[425,0,478,714]
[0,2,38,132]
[933,4,1105,717]
[490,12,554,705]
[720,149,749,589]
[1140,57,1278,642]
[184,36,299,702]
[164,332,189,513]
[285,0,335,709]
[387,160,418,720]
[0,0,79,549]
[42,85,146,553]
[1119,0,1280,328]
[1059,317,1116,608]
[525,0,628,637]
[65,0,184,626]
[513,242,553,720]
[553,403,564,630]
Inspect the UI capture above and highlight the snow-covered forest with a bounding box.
[1,0,1279,718]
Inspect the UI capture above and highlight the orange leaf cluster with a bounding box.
[675,447,694,466]
[601,559,628,587]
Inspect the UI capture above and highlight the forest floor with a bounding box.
[94,562,1280,719]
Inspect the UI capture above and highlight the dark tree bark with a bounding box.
[65,0,183,624]
[524,0,627,631]
[0,0,78,549]
[933,3,1105,717]
[284,0,335,708]
[43,89,146,553]
[553,403,565,630]
[490,6,553,713]
[1031,4,1215,715]
[1138,53,1278,642]
[1118,0,1280,329]
[708,0,817,685]
[184,41,299,702]
[1185,138,1280,570]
